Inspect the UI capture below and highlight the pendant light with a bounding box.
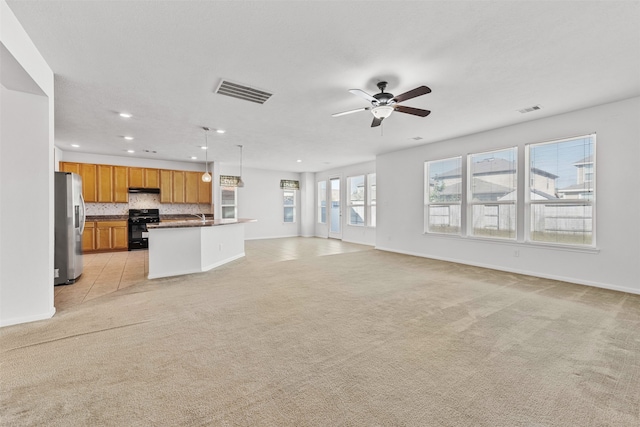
[201,127,212,183]
[237,144,245,187]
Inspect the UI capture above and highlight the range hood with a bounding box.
[128,187,160,194]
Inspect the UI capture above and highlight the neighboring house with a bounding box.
[556,155,594,200]
[430,158,559,202]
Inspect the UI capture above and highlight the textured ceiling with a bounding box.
[6,1,640,172]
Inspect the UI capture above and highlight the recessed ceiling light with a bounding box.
[71,144,80,148]
[201,146,207,150]
[127,149,135,153]
[191,156,197,160]
[216,129,226,134]
[124,136,134,140]
[296,159,302,163]
[119,112,132,118]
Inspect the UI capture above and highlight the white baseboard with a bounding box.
[202,253,245,271]
[375,246,640,296]
[245,234,300,241]
[1,306,56,328]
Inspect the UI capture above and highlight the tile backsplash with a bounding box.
[85,193,212,216]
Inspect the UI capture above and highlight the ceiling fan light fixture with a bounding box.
[371,105,394,119]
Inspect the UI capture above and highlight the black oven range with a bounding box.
[128,209,160,250]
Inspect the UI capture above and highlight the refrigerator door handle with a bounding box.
[79,193,86,234]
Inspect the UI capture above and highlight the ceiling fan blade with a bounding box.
[331,107,369,117]
[395,105,431,117]
[349,89,377,103]
[392,86,431,103]
[371,117,383,127]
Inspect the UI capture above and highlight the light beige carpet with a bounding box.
[1,238,639,426]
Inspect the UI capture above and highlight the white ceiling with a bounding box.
[6,1,640,173]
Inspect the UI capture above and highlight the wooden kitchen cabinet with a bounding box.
[129,167,144,187]
[185,172,200,204]
[129,167,160,189]
[172,171,185,203]
[113,166,128,202]
[144,168,160,188]
[111,222,128,249]
[95,221,128,251]
[97,165,128,203]
[60,162,80,175]
[159,170,173,203]
[199,177,212,204]
[97,165,113,202]
[60,162,97,202]
[82,221,96,252]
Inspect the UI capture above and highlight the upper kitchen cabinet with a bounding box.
[129,167,144,187]
[129,167,160,188]
[113,166,128,202]
[185,171,200,204]
[144,168,160,188]
[159,170,173,203]
[97,165,128,203]
[172,171,186,204]
[199,177,212,205]
[60,162,97,202]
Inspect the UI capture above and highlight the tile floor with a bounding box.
[54,238,371,312]
[54,250,149,311]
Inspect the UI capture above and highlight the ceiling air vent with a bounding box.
[215,80,272,104]
[518,105,542,114]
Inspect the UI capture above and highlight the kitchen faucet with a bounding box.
[191,213,206,222]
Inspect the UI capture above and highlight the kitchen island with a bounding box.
[146,218,255,279]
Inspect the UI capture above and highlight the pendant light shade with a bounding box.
[202,127,212,183]
[237,144,245,187]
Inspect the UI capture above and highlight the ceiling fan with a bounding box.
[332,81,431,127]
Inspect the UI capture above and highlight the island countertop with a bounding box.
[147,218,256,229]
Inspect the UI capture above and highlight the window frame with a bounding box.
[220,186,237,220]
[525,134,596,248]
[317,181,327,224]
[367,173,376,227]
[424,156,463,235]
[283,188,296,223]
[467,147,518,241]
[345,173,376,228]
[347,175,366,226]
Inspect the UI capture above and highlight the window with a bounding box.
[221,186,237,219]
[318,181,326,224]
[468,148,517,239]
[527,135,595,246]
[283,190,296,223]
[346,174,376,227]
[424,157,462,234]
[347,175,365,225]
[367,173,376,227]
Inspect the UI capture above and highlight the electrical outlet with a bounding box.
[514,250,519,257]
[54,268,59,278]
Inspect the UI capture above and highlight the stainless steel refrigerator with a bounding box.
[54,172,85,285]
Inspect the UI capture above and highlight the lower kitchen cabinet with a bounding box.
[82,221,96,252]
[86,220,128,252]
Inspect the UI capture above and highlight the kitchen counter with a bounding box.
[147,218,255,229]
[147,218,255,279]
[86,215,128,221]
[85,214,214,222]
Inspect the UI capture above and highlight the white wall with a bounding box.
[315,160,376,246]
[1,0,55,326]
[299,172,315,237]
[216,165,302,240]
[376,97,640,294]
